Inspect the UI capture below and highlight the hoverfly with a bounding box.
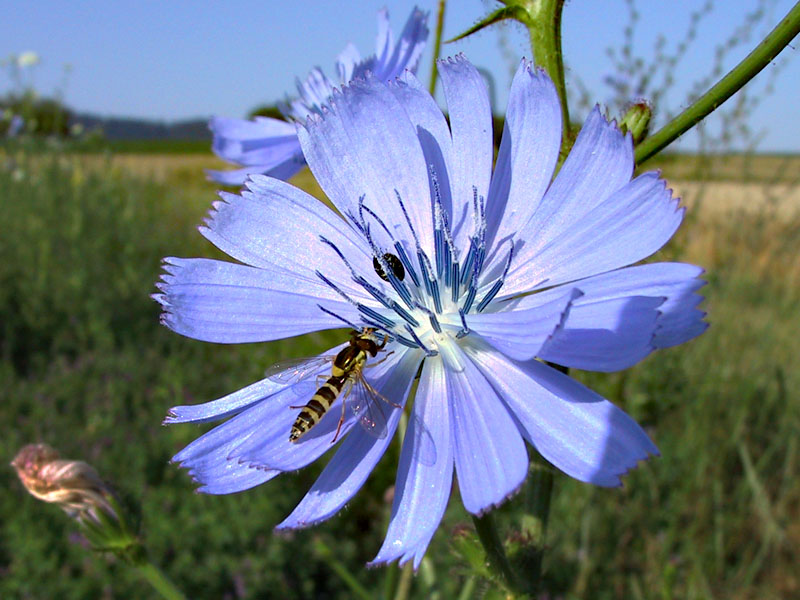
[265,328,396,444]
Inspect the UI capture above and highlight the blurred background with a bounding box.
[1,1,798,598]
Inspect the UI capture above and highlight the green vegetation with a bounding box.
[1,148,797,598]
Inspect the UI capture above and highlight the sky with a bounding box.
[2,0,799,152]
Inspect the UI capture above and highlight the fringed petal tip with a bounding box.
[588,103,634,145]
[467,479,525,517]
[603,444,661,489]
[367,548,425,571]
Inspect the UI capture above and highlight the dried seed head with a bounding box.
[11,443,116,523]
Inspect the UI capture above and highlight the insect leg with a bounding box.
[330,378,354,444]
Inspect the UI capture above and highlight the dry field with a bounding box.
[80,151,800,221]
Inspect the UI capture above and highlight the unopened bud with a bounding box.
[619,101,652,145]
[11,443,116,524]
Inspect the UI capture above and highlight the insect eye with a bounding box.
[373,253,405,282]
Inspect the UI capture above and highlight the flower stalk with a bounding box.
[517,0,570,153]
[471,512,523,596]
[429,0,448,96]
[635,1,800,164]
[11,444,185,600]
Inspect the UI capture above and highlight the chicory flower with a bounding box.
[207,7,429,185]
[157,55,707,567]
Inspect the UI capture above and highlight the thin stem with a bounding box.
[313,539,373,600]
[134,562,186,600]
[521,455,554,586]
[456,576,477,600]
[429,0,447,96]
[471,512,521,596]
[523,0,570,154]
[392,562,415,600]
[635,1,800,164]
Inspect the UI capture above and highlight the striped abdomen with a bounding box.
[289,375,347,443]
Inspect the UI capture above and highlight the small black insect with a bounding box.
[373,252,405,282]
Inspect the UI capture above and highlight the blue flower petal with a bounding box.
[276,349,422,529]
[201,176,374,295]
[388,71,455,231]
[523,263,707,370]
[538,294,665,371]
[196,467,278,495]
[443,342,528,515]
[233,348,408,472]
[172,386,299,487]
[294,67,336,112]
[155,257,354,343]
[364,7,429,81]
[467,288,583,361]
[165,376,287,425]
[336,42,361,82]
[298,75,434,254]
[207,117,305,185]
[466,345,658,486]
[437,55,493,228]
[486,60,562,253]
[370,358,453,569]
[504,171,684,294]
[209,8,428,182]
[520,106,633,245]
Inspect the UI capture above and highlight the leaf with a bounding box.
[446,6,533,44]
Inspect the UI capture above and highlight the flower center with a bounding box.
[315,178,514,357]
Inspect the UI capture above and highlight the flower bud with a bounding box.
[619,101,652,145]
[11,443,115,524]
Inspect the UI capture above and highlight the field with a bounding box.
[1,147,798,599]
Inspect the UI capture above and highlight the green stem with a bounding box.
[522,0,570,153]
[456,576,476,600]
[392,563,415,600]
[471,512,521,596]
[635,1,800,164]
[521,455,554,586]
[428,0,447,96]
[313,539,373,600]
[134,562,186,600]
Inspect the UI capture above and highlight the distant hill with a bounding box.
[71,113,211,141]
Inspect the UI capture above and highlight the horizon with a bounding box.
[2,1,799,152]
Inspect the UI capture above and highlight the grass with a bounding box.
[0,146,798,599]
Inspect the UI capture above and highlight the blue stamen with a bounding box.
[434,228,445,279]
[476,243,514,312]
[392,332,421,348]
[405,325,438,356]
[456,308,470,338]
[360,199,393,239]
[374,253,415,309]
[417,250,442,313]
[450,261,460,303]
[321,235,416,319]
[414,303,442,334]
[460,241,476,286]
[316,305,363,331]
[357,304,397,329]
[475,279,504,313]
[394,241,420,288]
[319,236,355,272]
[315,270,358,305]
[353,275,397,311]
[461,284,477,314]
[395,190,422,249]
[418,250,433,298]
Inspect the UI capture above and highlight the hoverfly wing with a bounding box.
[265,355,332,384]
[349,374,390,440]
[409,412,437,467]
[348,373,437,465]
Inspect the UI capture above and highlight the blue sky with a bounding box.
[2,0,798,151]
